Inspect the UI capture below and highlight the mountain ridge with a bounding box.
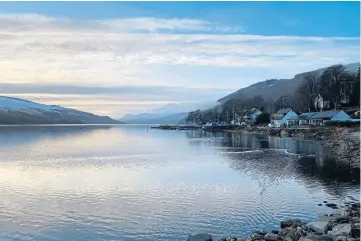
[218,62,360,103]
[0,96,122,125]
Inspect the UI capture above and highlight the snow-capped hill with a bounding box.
[0,96,68,112]
[0,96,122,125]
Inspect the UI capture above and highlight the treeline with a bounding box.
[186,109,203,124]
[294,64,360,112]
[186,64,360,124]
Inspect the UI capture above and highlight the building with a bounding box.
[271,108,298,127]
[287,112,317,126]
[309,110,351,125]
[241,108,262,124]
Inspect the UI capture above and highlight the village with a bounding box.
[163,93,361,131]
[232,93,360,129]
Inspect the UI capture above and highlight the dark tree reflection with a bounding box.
[185,130,360,197]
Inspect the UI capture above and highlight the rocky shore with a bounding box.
[233,126,360,168]
[187,201,360,241]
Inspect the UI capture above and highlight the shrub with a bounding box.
[324,120,360,127]
[256,113,270,124]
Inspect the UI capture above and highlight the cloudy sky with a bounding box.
[0,2,359,117]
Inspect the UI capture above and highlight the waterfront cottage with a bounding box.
[287,112,317,126]
[271,108,298,127]
[309,110,351,125]
[286,115,300,126]
[241,108,262,124]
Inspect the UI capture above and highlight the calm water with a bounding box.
[0,125,359,241]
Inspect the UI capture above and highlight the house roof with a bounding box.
[243,108,261,117]
[310,111,340,119]
[276,108,292,114]
[297,112,317,119]
[271,113,286,120]
[300,112,317,117]
[271,108,292,120]
[287,116,301,120]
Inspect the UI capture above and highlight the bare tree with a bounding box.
[318,65,348,109]
[274,95,295,111]
[295,72,319,111]
[350,67,360,106]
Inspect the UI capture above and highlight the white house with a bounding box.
[309,110,351,125]
[241,108,262,124]
[271,108,298,127]
[287,112,317,126]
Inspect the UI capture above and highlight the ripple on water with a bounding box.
[0,126,359,241]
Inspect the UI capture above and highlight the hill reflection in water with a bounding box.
[185,130,360,199]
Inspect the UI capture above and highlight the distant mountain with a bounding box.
[0,96,122,124]
[120,101,217,124]
[218,62,360,103]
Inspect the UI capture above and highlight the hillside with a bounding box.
[0,96,122,125]
[218,63,360,103]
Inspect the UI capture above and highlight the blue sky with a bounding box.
[0,1,359,37]
[0,2,359,117]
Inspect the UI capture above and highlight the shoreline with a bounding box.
[222,126,360,168]
[187,201,360,241]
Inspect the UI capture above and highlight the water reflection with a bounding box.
[0,126,359,241]
[185,130,360,199]
[0,125,113,149]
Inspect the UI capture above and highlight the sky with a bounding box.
[0,1,359,117]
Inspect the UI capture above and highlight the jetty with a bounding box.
[151,124,202,130]
[202,122,242,131]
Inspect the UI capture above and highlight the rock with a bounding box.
[336,236,348,241]
[299,234,325,241]
[286,229,302,241]
[329,224,351,236]
[281,219,302,229]
[223,238,237,241]
[283,237,293,241]
[307,221,330,234]
[252,231,267,240]
[351,203,360,209]
[333,216,349,224]
[281,130,291,137]
[319,204,323,206]
[320,235,335,241]
[279,228,292,236]
[297,227,307,237]
[264,233,279,241]
[351,217,360,224]
[271,231,279,235]
[351,211,359,216]
[326,204,339,209]
[351,223,360,238]
[188,234,213,241]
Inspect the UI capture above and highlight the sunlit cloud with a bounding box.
[0,13,359,116]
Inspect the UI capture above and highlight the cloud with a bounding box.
[0,14,243,33]
[0,13,359,116]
